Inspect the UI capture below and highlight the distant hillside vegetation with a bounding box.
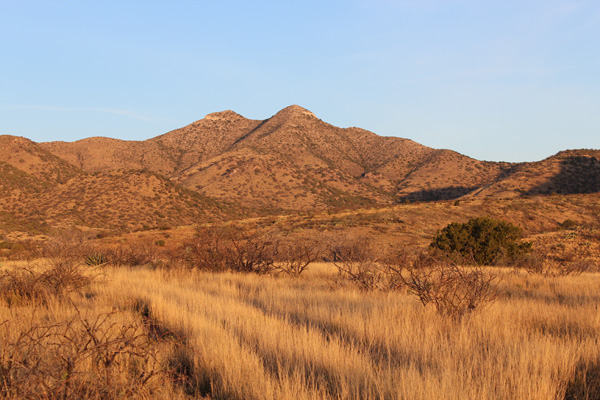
[1,106,599,237]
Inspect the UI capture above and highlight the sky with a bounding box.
[1,0,599,162]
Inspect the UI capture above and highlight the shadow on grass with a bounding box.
[564,358,600,400]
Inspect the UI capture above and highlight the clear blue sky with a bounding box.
[1,0,599,162]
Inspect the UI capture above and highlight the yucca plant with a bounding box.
[84,253,108,266]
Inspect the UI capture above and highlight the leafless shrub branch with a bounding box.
[0,309,166,399]
[0,260,94,306]
[328,234,400,291]
[275,235,323,277]
[181,226,279,274]
[105,242,159,267]
[388,251,498,318]
[516,251,596,277]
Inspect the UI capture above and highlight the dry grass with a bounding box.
[1,259,599,399]
[107,265,599,400]
[0,261,188,400]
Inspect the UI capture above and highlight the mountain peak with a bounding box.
[204,110,246,121]
[272,105,317,120]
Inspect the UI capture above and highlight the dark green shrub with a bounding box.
[430,217,532,265]
[560,219,578,230]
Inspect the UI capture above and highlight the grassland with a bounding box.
[1,260,599,399]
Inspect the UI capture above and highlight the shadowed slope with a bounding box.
[468,150,600,199]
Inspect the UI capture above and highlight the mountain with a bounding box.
[0,136,244,236]
[1,105,599,237]
[0,135,81,187]
[38,105,518,209]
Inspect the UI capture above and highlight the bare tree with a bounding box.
[386,251,498,318]
[180,227,229,272]
[275,235,322,277]
[224,228,279,274]
[328,233,397,291]
[181,226,279,274]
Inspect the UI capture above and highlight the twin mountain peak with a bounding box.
[1,105,599,213]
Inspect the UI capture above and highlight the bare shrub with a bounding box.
[0,260,93,306]
[179,227,229,272]
[275,235,322,277]
[105,242,159,267]
[387,251,498,317]
[0,310,165,399]
[3,240,39,261]
[329,234,398,291]
[43,258,94,296]
[223,228,279,274]
[517,251,596,277]
[42,230,93,262]
[181,226,279,274]
[0,265,50,306]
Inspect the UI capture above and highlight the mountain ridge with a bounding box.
[1,105,598,232]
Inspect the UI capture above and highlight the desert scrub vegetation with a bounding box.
[99,265,600,400]
[327,233,498,317]
[179,226,279,274]
[0,258,599,398]
[388,251,498,317]
[0,261,190,399]
[1,224,599,399]
[0,258,94,306]
[0,309,166,399]
[431,217,532,265]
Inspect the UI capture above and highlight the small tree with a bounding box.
[224,228,279,274]
[430,217,531,265]
[181,227,229,272]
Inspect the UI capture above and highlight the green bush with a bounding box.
[430,217,532,265]
[559,219,578,230]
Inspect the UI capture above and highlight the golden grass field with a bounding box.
[1,260,599,399]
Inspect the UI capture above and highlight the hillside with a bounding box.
[39,105,518,210]
[1,105,599,238]
[0,152,243,237]
[467,149,600,199]
[0,135,81,185]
